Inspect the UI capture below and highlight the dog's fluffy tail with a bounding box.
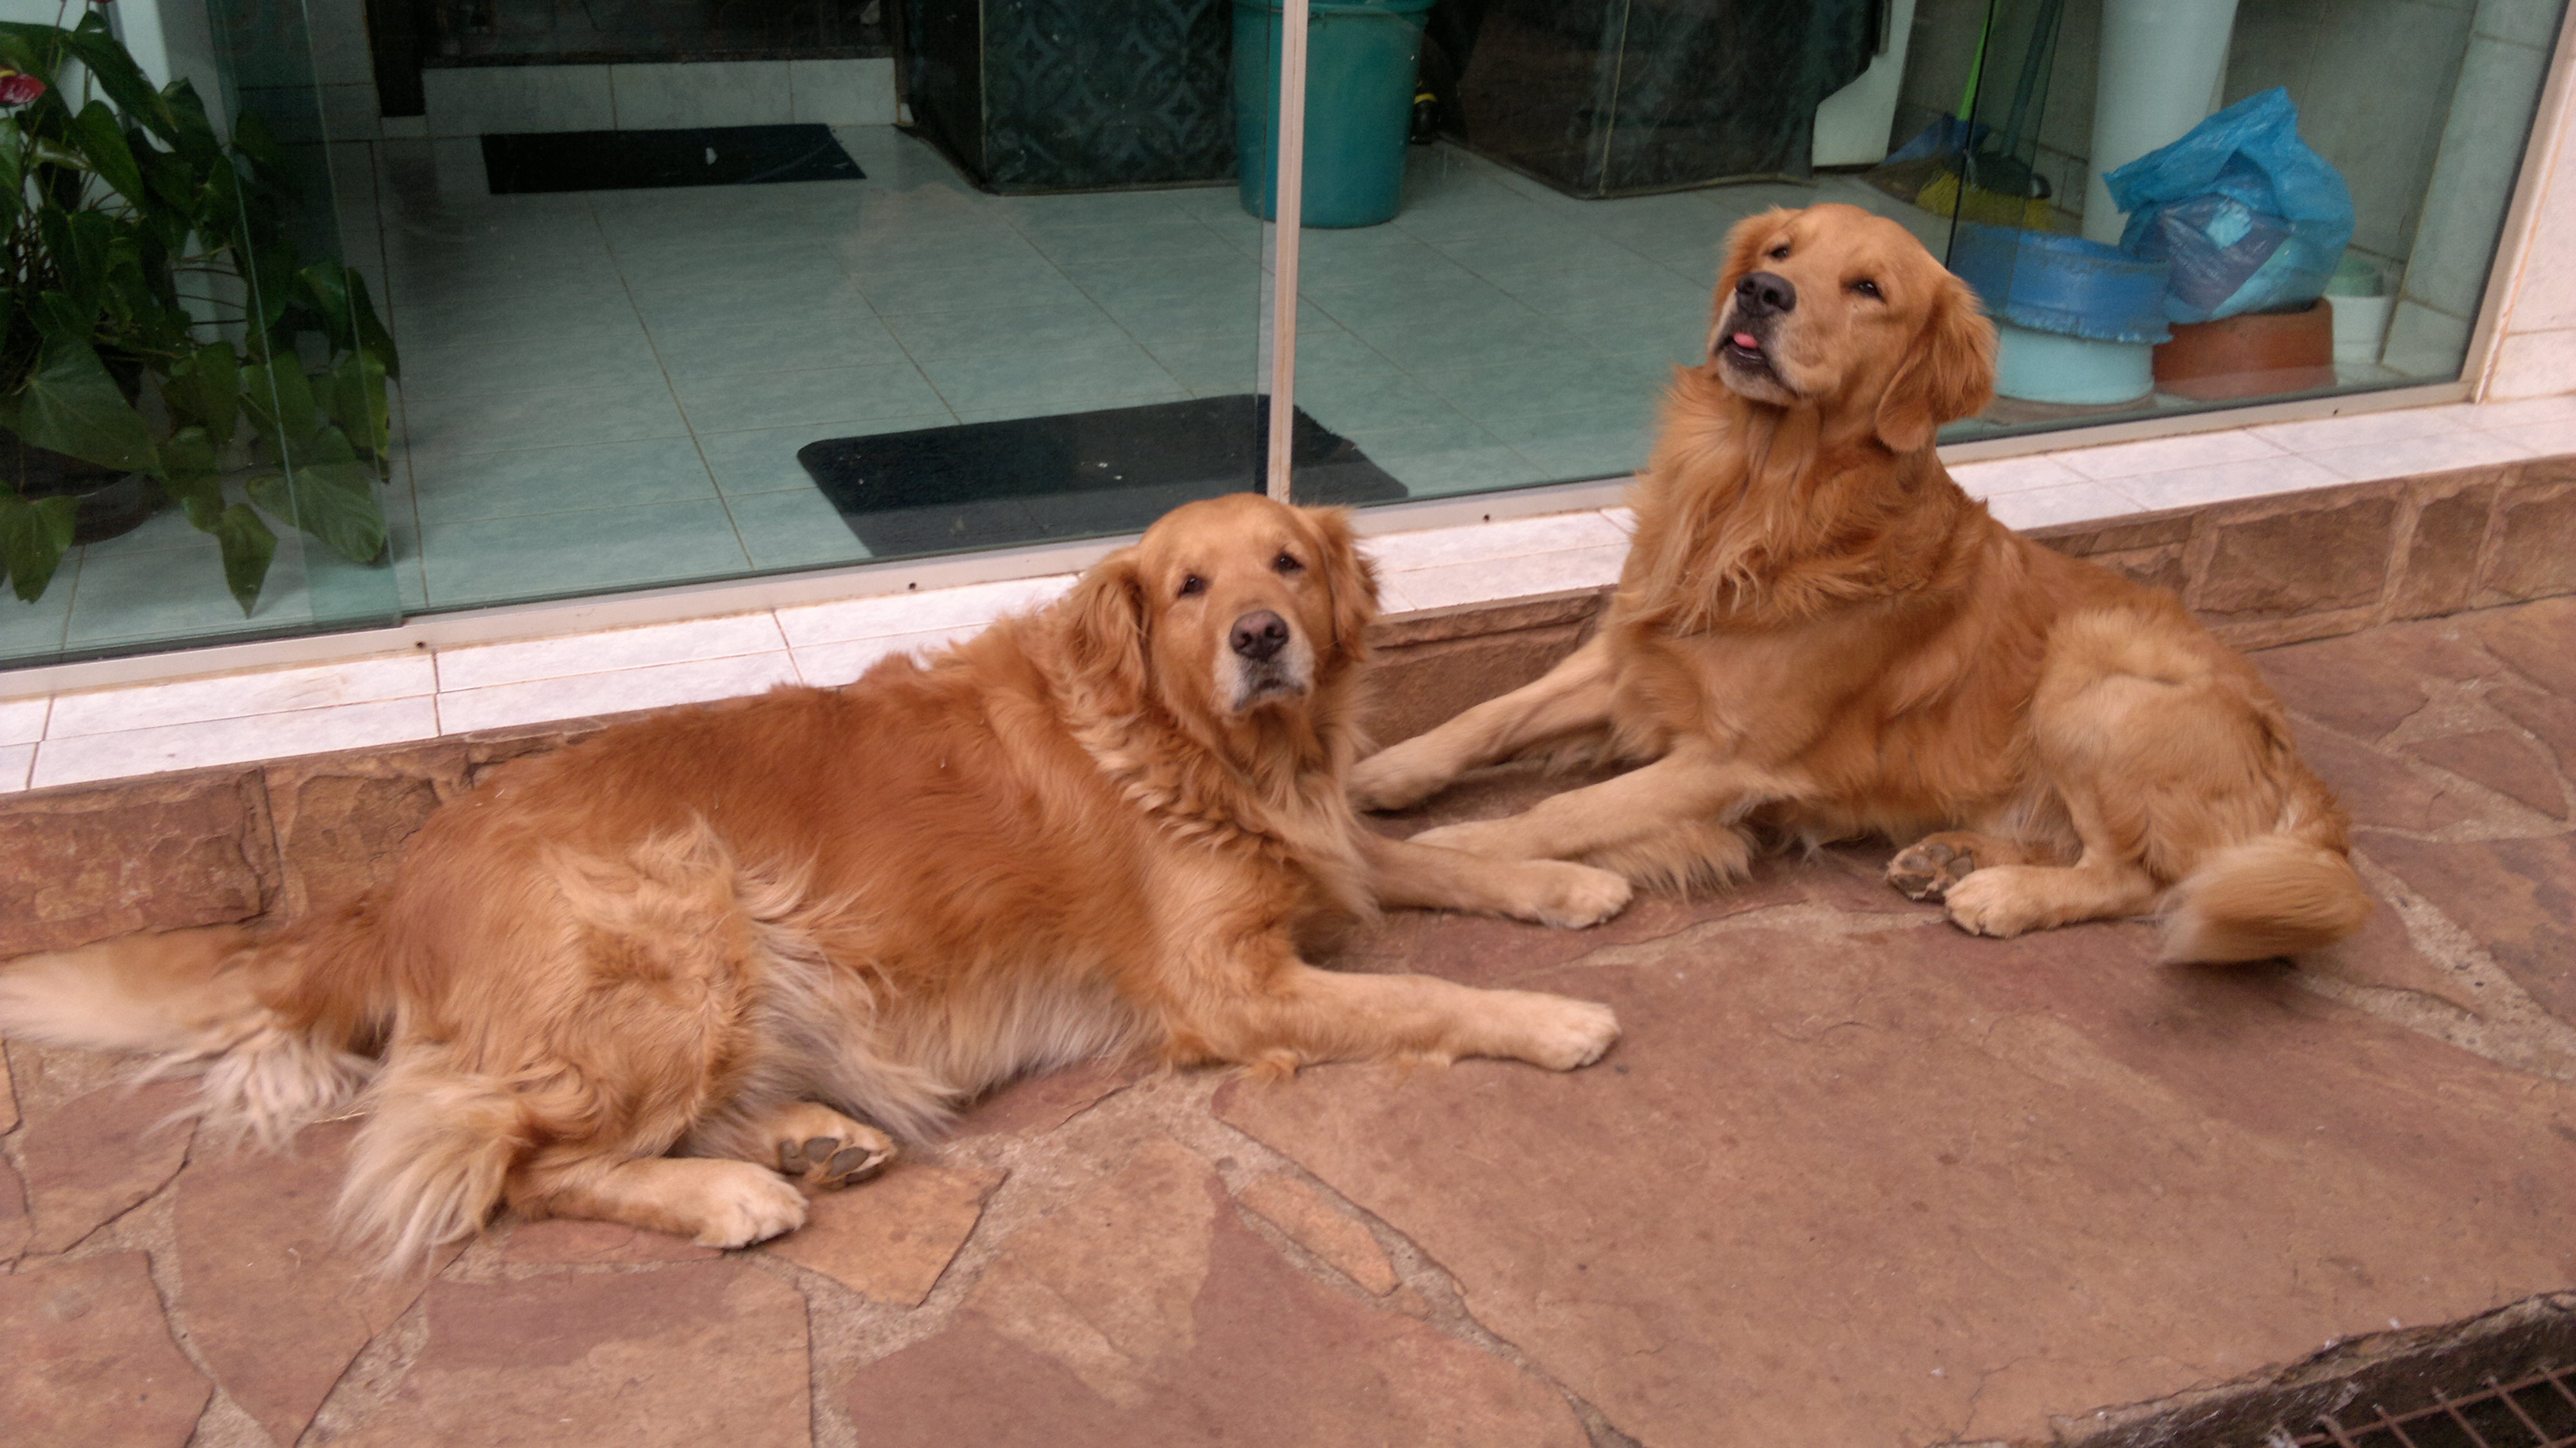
[0,900,393,1148]
[2159,835,2372,964]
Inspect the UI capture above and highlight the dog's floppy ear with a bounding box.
[1304,505,1378,665]
[1058,548,1149,708]
[1874,272,1996,453]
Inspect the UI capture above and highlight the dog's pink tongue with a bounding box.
[1732,332,1759,350]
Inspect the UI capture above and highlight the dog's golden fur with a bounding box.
[1350,203,2371,964]
[1,494,1631,1269]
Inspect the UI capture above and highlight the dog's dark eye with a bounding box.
[1850,278,1882,299]
[1178,574,1205,598]
[1273,551,1303,575]
[1768,243,1790,260]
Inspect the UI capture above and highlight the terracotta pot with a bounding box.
[2151,299,2337,401]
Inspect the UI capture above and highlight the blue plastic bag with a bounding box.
[2103,88,2354,324]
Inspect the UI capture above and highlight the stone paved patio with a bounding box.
[3,596,2573,1448]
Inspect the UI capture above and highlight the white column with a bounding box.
[1264,0,1311,499]
[2082,0,2242,244]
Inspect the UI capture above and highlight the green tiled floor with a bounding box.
[6,126,1937,660]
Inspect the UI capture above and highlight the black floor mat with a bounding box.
[797,395,1408,556]
[480,124,863,194]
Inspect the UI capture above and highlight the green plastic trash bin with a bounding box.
[1233,0,1434,228]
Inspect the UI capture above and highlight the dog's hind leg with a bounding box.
[1886,831,2048,902]
[1350,636,1618,810]
[686,1099,896,1190]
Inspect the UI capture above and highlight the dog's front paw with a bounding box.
[1942,870,2037,939]
[1349,748,1452,812]
[1525,861,1633,929]
[1515,995,1621,1070]
[691,1163,810,1248]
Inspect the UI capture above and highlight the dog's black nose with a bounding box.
[1735,270,1797,317]
[1230,610,1289,662]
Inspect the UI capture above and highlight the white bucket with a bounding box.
[2329,294,2395,366]
[1993,322,2157,405]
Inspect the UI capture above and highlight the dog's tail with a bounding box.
[0,898,395,1147]
[2159,834,2372,964]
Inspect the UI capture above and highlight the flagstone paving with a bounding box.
[3,597,2573,1448]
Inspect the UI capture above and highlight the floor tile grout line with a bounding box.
[620,216,767,573]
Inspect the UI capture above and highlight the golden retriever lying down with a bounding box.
[0,494,1629,1269]
[1351,203,2371,965]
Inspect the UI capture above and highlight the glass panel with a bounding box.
[1278,0,2568,503]
[3,0,2566,671]
[0,0,406,667]
[1283,0,1911,504]
[1925,0,2569,442]
[357,0,1272,622]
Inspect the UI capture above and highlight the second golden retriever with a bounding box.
[1351,203,2371,964]
[0,493,1628,1270]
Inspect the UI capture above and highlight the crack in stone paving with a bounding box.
[2289,852,2576,1081]
[2282,697,2568,847]
[786,1058,1660,1448]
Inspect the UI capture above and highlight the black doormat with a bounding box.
[797,395,1408,556]
[480,124,864,194]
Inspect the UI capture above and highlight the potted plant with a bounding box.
[0,1,397,614]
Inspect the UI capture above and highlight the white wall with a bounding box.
[417,58,896,137]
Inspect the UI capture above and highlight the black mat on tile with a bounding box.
[797,395,1408,555]
[480,124,862,194]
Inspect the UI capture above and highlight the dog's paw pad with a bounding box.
[822,1144,887,1183]
[1887,840,1974,902]
[780,1130,895,1188]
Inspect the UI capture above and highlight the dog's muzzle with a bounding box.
[1227,609,1307,710]
[1715,269,1796,374]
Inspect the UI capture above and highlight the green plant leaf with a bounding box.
[327,348,388,457]
[300,422,358,465]
[0,119,22,231]
[160,79,222,170]
[246,443,384,566]
[165,341,239,445]
[294,261,351,351]
[227,110,290,192]
[347,270,399,379]
[0,25,52,75]
[238,352,316,453]
[207,500,276,614]
[61,13,175,142]
[26,135,90,175]
[242,224,295,336]
[7,336,156,475]
[34,209,117,325]
[140,148,198,244]
[0,491,76,602]
[30,288,85,345]
[160,423,220,491]
[70,99,146,205]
